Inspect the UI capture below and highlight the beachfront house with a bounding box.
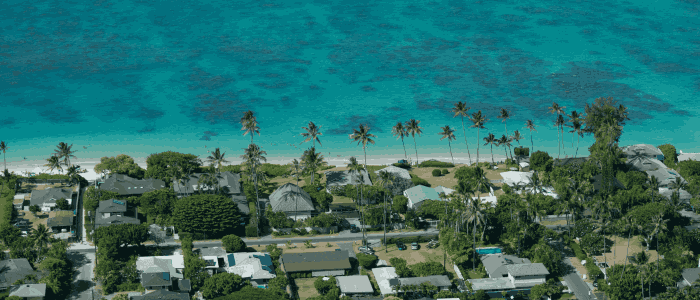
[433,186,455,196]
[224,252,276,288]
[335,275,374,297]
[8,284,46,300]
[325,169,372,195]
[29,188,74,212]
[622,144,665,161]
[46,210,74,240]
[467,253,549,296]
[677,268,700,288]
[678,150,700,163]
[96,199,127,218]
[0,259,41,292]
[99,174,165,196]
[280,251,352,277]
[374,166,414,196]
[94,215,141,229]
[403,185,442,209]
[172,171,241,197]
[269,183,315,221]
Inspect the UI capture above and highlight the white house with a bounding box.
[468,253,549,294]
[224,252,276,288]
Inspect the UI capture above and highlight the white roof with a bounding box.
[336,275,374,294]
[224,252,276,281]
[14,194,27,200]
[518,162,529,167]
[374,166,411,180]
[136,256,184,279]
[434,186,455,196]
[372,267,398,295]
[679,152,700,162]
[471,195,498,207]
[500,171,533,186]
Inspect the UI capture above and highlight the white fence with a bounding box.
[272,226,339,234]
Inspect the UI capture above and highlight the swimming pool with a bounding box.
[476,247,502,255]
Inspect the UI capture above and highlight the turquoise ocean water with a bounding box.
[2,0,699,166]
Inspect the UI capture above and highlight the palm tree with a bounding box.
[483,133,497,167]
[669,177,688,197]
[405,119,423,165]
[524,120,538,154]
[54,142,77,171]
[301,147,325,185]
[652,213,667,272]
[349,124,376,240]
[439,125,457,165]
[241,110,260,144]
[497,135,509,162]
[451,102,472,165]
[455,180,476,233]
[377,170,396,252]
[197,170,217,194]
[469,111,488,166]
[0,141,8,171]
[526,171,545,195]
[467,198,485,271]
[511,130,524,160]
[392,122,409,161]
[31,224,51,254]
[288,158,303,218]
[240,143,267,237]
[300,121,323,149]
[548,102,566,158]
[65,165,82,186]
[348,156,367,242]
[554,115,566,159]
[621,215,636,278]
[647,175,660,203]
[567,119,585,158]
[497,107,511,144]
[206,148,229,175]
[44,156,62,174]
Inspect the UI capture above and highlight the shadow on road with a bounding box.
[68,252,91,268]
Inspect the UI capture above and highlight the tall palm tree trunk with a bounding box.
[460,117,472,165]
[490,144,494,166]
[557,123,561,159]
[401,137,408,160]
[448,139,454,165]
[476,130,480,166]
[412,137,419,165]
[384,188,387,253]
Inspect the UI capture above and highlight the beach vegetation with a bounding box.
[392,162,411,169]
[94,154,146,179]
[0,141,8,171]
[241,142,267,238]
[409,173,430,187]
[438,125,457,165]
[173,194,243,238]
[145,151,202,188]
[657,143,678,169]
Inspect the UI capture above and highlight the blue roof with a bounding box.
[227,254,236,267]
[257,254,273,267]
[163,272,170,281]
[404,185,441,204]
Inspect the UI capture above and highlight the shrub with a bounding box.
[417,160,455,168]
[356,252,379,269]
[410,261,446,277]
[657,144,678,167]
[432,169,441,177]
[392,195,408,214]
[222,234,246,253]
[530,151,553,172]
[314,276,336,294]
[501,184,513,194]
[165,227,173,236]
[514,146,530,157]
[305,212,338,228]
[441,169,448,175]
[293,228,308,236]
[584,258,603,280]
[410,174,431,187]
[259,163,291,178]
[310,229,321,235]
[392,163,411,169]
[245,225,257,237]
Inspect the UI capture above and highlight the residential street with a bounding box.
[67,251,97,300]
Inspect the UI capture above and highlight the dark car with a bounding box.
[350,224,360,233]
[396,242,407,250]
[398,159,408,164]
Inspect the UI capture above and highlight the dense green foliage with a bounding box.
[392,162,411,169]
[657,144,678,168]
[94,224,148,294]
[529,150,553,172]
[410,173,430,187]
[259,163,292,177]
[529,278,564,300]
[55,198,70,210]
[83,186,123,212]
[201,273,246,299]
[356,252,378,269]
[94,154,146,179]
[432,169,441,177]
[213,286,290,300]
[392,195,408,213]
[417,160,455,168]
[138,188,177,226]
[314,275,337,295]
[145,151,202,187]
[305,213,339,228]
[173,194,242,238]
[514,146,529,157]
[302,185,333,211]
[410,261,446,277]
[222,234,246,253]
[389,257,413,277]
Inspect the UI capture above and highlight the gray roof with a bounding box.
[398,275,451,288]
[468,278,514,291]
[95,215,141,228]
[552,157,591,167]
[232,195,249,214]
[0,259,36,289]
[622,144,664,157]
[29,188,73,207]
[481,254,531,278]
[504,263,549,276]
[282,251,351,273]
[325,170,372,188]
[47,210,74,227]
[682,268,700,286]
[374,166,411,180]
[659,188,693,202]
[336,275,374,294]
[172,171,241,195]
[97,199,127,214]
[646,168,688,187]
[269,183,315,213]
[100,174,165,195]
[141,272,172,287]
[626,156,668,172]
[9,284,46,297]
[132,290,189,300]
[679,152,700,163]
[175,279,191,292]
[198,247,227,257]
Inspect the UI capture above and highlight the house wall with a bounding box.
[508,274,546,288]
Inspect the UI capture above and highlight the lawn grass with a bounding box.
[295,278,320,300]
[374,242,457,278]
[332,195,355,204]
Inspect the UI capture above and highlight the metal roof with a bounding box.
[269,183,315,213]
[97,199,127,214]
[282,251,351,273]
[336,275,374,294]
[100,174,165,195]
[404,185,441,206]
[398,275,451,287]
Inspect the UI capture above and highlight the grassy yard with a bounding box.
[295,278,320,300]
[332,195,354,204]
[374,242,458,278]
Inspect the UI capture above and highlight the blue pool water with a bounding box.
[476,247,502,255]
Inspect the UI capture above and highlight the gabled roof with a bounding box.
[132,290,189,300]
[142,272,171,287]
[172,171,241,194]
[97,199,127,214]
[47,210,74,227]
[282,251,351,273]
[94,215,140,228]
[682,268,700,286]
[504,263,549,276]
[645,168,688,187]
[398,275,451,288]
[336,275,374,294]
[404,185,441,205]
[373,267,398,295]
[659,188,693,202]
[269,183,315,213]
[0,259,36,289]
[622,144,664,157]
[325,169,372,187]
[9,284,46,297]
[480,254,531,278]
[29,188,73,207]
[100,174,165,195]
[374,166,411,180]
[434,186,455,196]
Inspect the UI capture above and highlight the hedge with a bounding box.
[245,225,258,237]
[567,238,587,261]
[410,174,431,187]
[382,235,438,245]
[417,161,455,168]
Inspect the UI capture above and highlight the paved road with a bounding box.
[562,257,597,300]
[67,251,97,300]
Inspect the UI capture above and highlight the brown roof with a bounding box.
[282,251,351,273]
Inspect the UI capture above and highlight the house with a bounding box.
[433,186,455,196]
[97,199,127,218]
[172,171,241,197]
[130,290,189,300]
[94,215,141,229]
[374,166,414,195]
[137,255,188,290]
[678,150,700,163]
[281,251,352,277]
[552,157,591,168]
[336,275,374,297]
[499,171,559,199]
[9,284,46,300]
[99,174,166,196]
[0,259,40,292]
[325,170,372,194]
[625,155,667,172]
[678,268,700,288]
[13,194,27,210]
[373,267,399,295]
[645,167,688,188]
[224,252,276,287]
[468,253,549,294]
[46,210,74,240]
[269,183,315,221]
[397,275,452,292]
[622,144,665,161]
[403,185,441,209]
[659,187,693,202]
[232,195,250,215]
[29,188,73,212]
[518,162,530,172]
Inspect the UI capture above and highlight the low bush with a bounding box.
[309,229,321,235]
[245,225,257,237]
[410,174,431,187]
[432,169,441,177]
[260,163,291,178]
[441,169,449,175]
[418,160,455,168]
[584,258,603,281]
[356,252,379,269]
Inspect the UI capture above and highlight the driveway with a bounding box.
[337,242,359,274]
[67,251,97,300]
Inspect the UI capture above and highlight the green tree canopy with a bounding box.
[145,151,202,187]
[213,285,290,300]
[174,194,242,237]
[392,195,408,214]
[94,154,146,179]
[201,273,246,299]
[139,188,177,220]
[657,144,678,168]
[314,275,337,295]
[529,151,553,173]
[410,261,446,277]
[55,198,70,210]
[600,264,642,300]
[356,252,378,269]
[222,234,246,253]
[84,186,122,212]
[96,223,149,251]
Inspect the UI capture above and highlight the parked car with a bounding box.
[350,224,360,233]
[411,242,419,250]
[396,242,407,250]
[398,159,408,164]
[427,239,439,249]
[358,246,373,252]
